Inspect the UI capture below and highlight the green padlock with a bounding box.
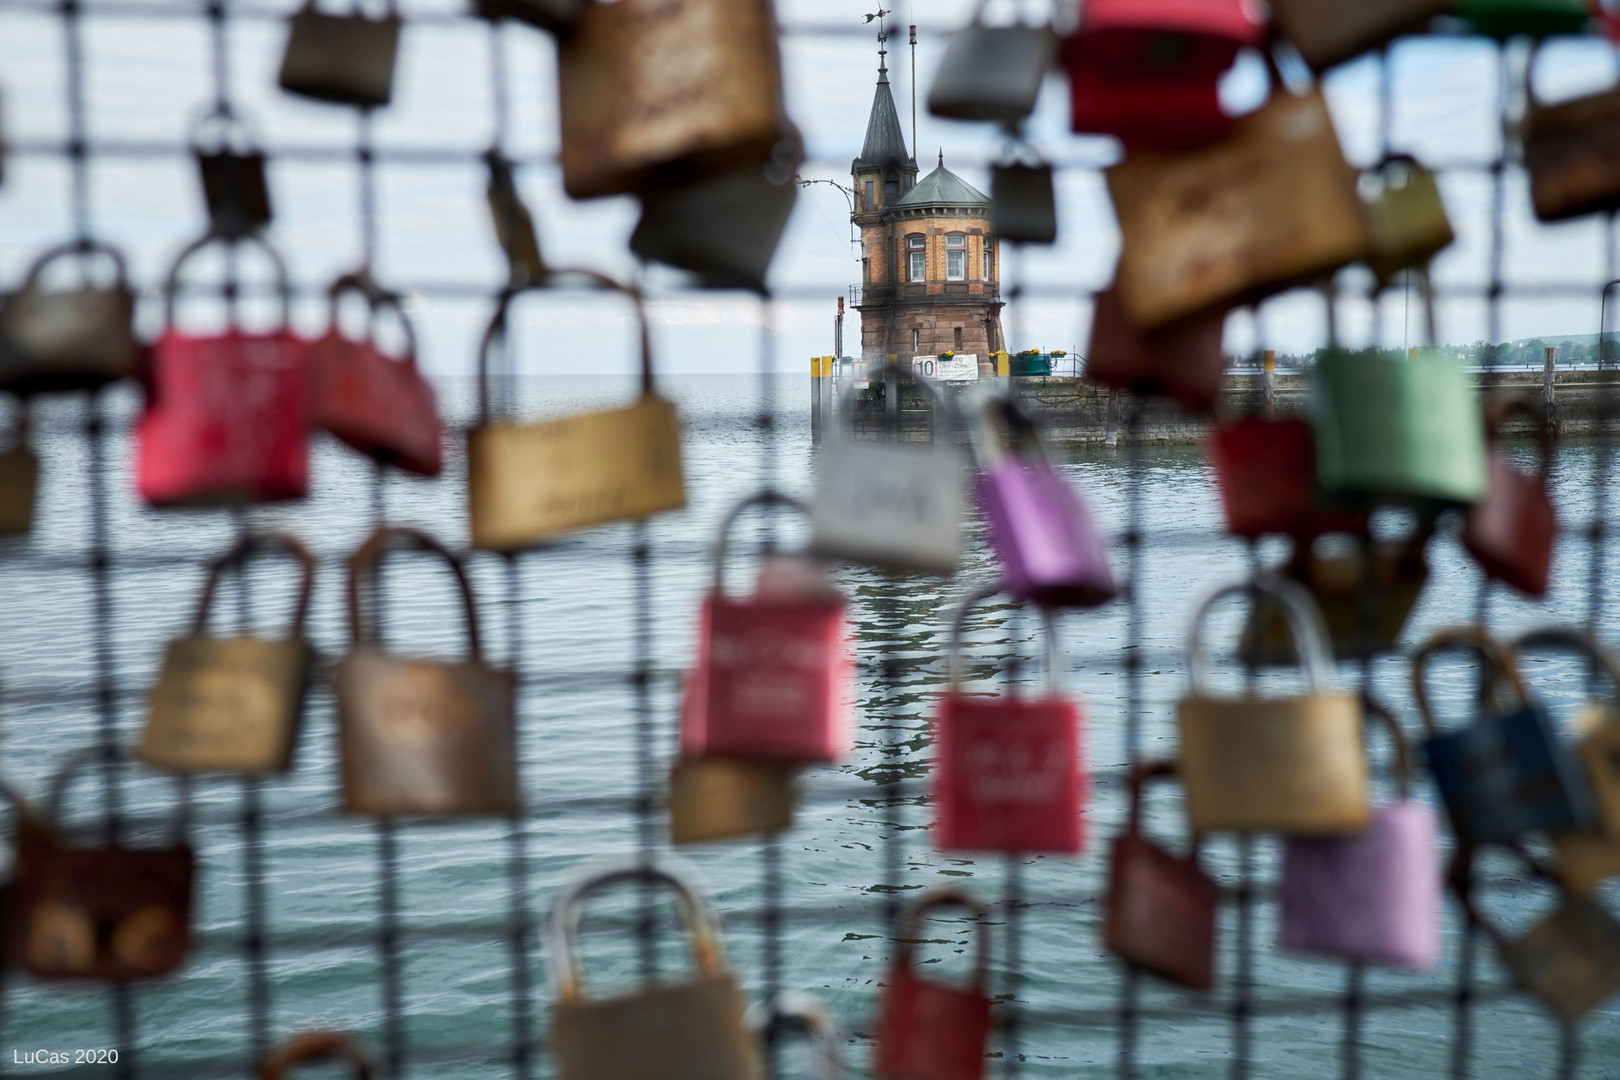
[1311,346,1487,508]
[1454,0,1593,37]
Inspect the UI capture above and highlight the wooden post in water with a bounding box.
[1544,345,1561,438]
[1263,349,1276,418]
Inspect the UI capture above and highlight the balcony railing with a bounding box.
[849,282,1002,307]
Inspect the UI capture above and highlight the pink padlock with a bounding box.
[680,490,852,764]
[1279,701,1441,970]
[972,391,1117,608]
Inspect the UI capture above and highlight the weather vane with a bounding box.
[865,7,892,69]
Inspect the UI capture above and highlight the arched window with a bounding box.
[907,234,926,282]
[946,234,967,282]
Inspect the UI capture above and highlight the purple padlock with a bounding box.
[972,390,1117,607]
[1279,701,1441,970]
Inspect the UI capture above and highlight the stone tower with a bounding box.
[850,57,1004,370]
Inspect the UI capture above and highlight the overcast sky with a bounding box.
[3,0,1620,376]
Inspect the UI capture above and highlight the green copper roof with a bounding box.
[893,154,989,208]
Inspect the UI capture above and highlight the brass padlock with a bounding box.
[191,107,272,239]
[557,0,787,199]
[259,1030,375,1079]
[1510,628,1620,896]
[486,150,545,287]
[139,532,316,775]
[549,862,761,1080]
[336,526,519,817]
[278,0,402,109]
[8,748,194,980]
[467,269,685,551]
[0,401,37,538]
[473,0,581,34]
[1524,81,1620,223]
[1362,154,1454,283]
[0,240,138,394]
[669,757,796,845]
[1269,0,1451,73]
[1180,574,1369,834]
[1107,86,1371,328]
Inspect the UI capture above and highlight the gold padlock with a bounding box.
[1107,85,1371,328]
[336,526,519,817]
[139,532,316,775]
[556,0,787,199]
[0,400,37,538]
[1179,574,1369,834]
[1510,628,1620,896]
[1362,154,1454,283]
[277,0,401,109]
[549,863,761,1080]
[467,269,685,551]
[0,240,138,394]
[669,757,796,846]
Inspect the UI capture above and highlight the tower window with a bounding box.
[907,235,926,282]
[983,244,993,282]
[886,178,899,198]
[946,235,966,282]
[864,180,874,208]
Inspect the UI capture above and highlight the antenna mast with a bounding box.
[909,23,918,159]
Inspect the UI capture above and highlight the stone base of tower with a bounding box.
[858,302,1006,372]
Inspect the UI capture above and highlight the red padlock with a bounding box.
[680,490,851,764]
[308,272,442,477]
[875,888,994,1080]
[1463,395,1557,598]
[1084,285,1228,409]
[1064,0,1263,150]
[1208,416,1370,539]
[932,583,1083,854]
[137,233,309,508]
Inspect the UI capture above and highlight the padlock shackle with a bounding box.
[967,386,1051,472]
[296,0,399,16]
[945,581,1061,697]
[746,992,844,1080]
[1482,392,1555,484]
[1507,626,1620,715]
[15,238,131,296]
[346,526,483,660]
[324,270,419,363]
[258,1030,375,1080]
[1361,697,1414,801]
[1124,758,1204,859]
[1443,839,1563,953]
[163,231,292,329]
[46,745,190,842]
[191,530,317,637]
[188,102,263,156]
[1410,627,1530,738]
[894,886,992,991]
[476,267,654,424]
[829,357,957,445]
[1187,573,1335,695]
[547,861,725,1004]
[712,488,812,595]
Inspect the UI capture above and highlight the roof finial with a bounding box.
[864,8,892,78]
[938,148,944,168]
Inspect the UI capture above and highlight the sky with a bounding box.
[3,0,1620,376]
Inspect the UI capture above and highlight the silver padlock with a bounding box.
[927,0,1057,125]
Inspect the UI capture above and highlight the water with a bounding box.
[0,374,1615,1077]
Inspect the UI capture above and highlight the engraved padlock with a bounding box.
[259,1031,375,1080]
[191,106,272,239]
[875,888,994,1080]
[0,240,138,394]
[278,0,401,109]
[0,400,37,538]
[140,532,316,775]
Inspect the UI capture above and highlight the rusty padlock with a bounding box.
[191,107,272,239]
[0,240,138,394]
[1362,154,1455,283]
[1180,574,1369,834]
[668,757,797,846]
[1525,77,1620,222]
[1463,394,1558,597]
[1084,283,1228,410]
[1269,0,1451,73]
[1104,760,1218,990]
[0,400,37,538]
[336,526,519,817]
[549,862,760,1080]
[8,749,194,980]
[485,150,545,288]
[259,1031,375,1080]
[139,532,316,775]
[874,888,994,1080]
[278,0,401,109]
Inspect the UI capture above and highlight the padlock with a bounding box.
[681,491,851,763]
[668,757,796,846]
[1107,86,1371,328]
[472,0,580,34]
[1362,155,1455,283]
[1524,79,1620,223]
[932,582,1084,854]
[308,272,443,477]
[1311,347,1487,508]
[1240,528,1431,665]
[7,748,193,980]
[191,107,272,239]
[630,125,804,294]
[1083,284,1227,410]
[990,153,1058,246]
[1180,574,1369,834]
[1463,395,1557,597]
[336,526,519,817]
[259,1031,375,1080]
[1415,628,1598,844]
[136,232,309,508]
[468,269,686,550]
[485,150,545,287]
[0,400,37,538]
[556,0,787,199]
[1509,628,1620,896]
[0,240,138,394]
[1064,0,1263,150]
[1450,843,1620,1023]
[1269,0,1450,72]
[874,888,993,1080]
[1104,760,1218,990]
[927,1,1057,125]
[1279,701,1441,970]
[971,390,1117,607]
[139,531,316,775]
[549,863,760,1080]
[278,0,401,109]
[810,362,966,574]
[747,993,844,1080]
[1208,416,1370,539]
[1455,0,1594,37]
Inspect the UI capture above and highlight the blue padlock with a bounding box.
[1414,628,1598,844]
